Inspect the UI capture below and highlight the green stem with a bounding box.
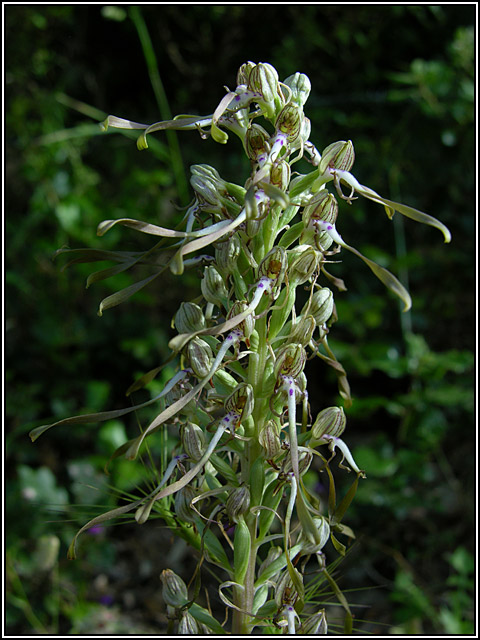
[129,6,189,205]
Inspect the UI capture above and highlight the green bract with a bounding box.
[31,61,450,635]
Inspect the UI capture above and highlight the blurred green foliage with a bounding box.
[5,4,475,635]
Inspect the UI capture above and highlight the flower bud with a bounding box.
[287,244,321,285]
[187,337,213,379]
[297,516,330,555]
[181,422,206,461]
[283,72,312,108]
[258,546,283,578]
[201,265,228,308]
[287,314,316,346]
[319,140,355,174]
[226,484,251,522]
[311,406,346,440]
[245,123,270,163]
[227,301,254,339]
[257,246,287,287]
[274,567,302,607]
[302,610,328,635]
[274,343,307,379]
[215,234,241,276]
[304,287,334,326]
[258,419,282,460]
[174,302,205,334]
[248,62,280,110]
[174,486,197,524]
[225,382,254,421]
[178,611,200,635]
[160,569,189,607]
[303,190,339,227]
[270,160,291,191]
[275,104,302,143]
[237,61,255,86]
[283,449,313,477]
[190,174,221,206]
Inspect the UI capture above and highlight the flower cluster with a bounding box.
[30,62,450,634]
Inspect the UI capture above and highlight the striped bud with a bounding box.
[287,244,321,285]
[181,422,206,461]
[257,246,287,286]
[302,610,328,635]
[304,287,334,326]
[302,190,339,227]
[275,104,302,143]
[245,123,270,163]
[237,61,255,86]
[226,484,251,522]
[270,160,291,191]
[248,62,280,106]
[297,516,330,555]
[160,569,189,607]
[274,343,307,379]
[283,449,313,477]
[190,175,221,206]
[225,382,254,422]
[178,611,200,635]
[283,72,312,108]
[201,265,228,308]
[174,302,205,334]
[227,301,254,339]
[319,140,355,174]
[311,406,346,440]
[287,314,316,347]
[215,234,241,276]
[174,486,197,524]
[187,337,213,379]
[258,546,283,578]
[258,419,282,460]
[274,567,302,607]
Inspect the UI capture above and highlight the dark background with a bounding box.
[5,4,475,635]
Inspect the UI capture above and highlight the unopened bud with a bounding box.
[319,140,355,174]
[297,517,330,555]
[270,160,291,191]
[181,422,206,461]
[178,611,200,635]
[287,244,321,285]
[226,484,250,522]
[275,567,302,607]
[274,343,307,379]
[227,301,254,339]
[215,234,241,276]
[275,104,302,143]
[174,302,205,334]
[283,449,313,477]
[305,287,334,326]
[245,123,270,163]
[201,265,228,308]
[258,546,283,577]
[160,569,189,607]
[283,72,312,108]
[303,190,339,227]
[287,314,316,346]
[174,486,197,524]
[190,174,221,206]
[257,246,287,287]
[225,382,254,421]
[311,406,346,440]
[248,62,280,109]
[302,610,328,635]
[187,337,213,379]
[258,420,282,460]
[237,61,256,86]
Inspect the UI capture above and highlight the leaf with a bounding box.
[341,241,412,312]
[97,272,161,315]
